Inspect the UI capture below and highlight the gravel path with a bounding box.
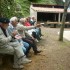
[24,27,70,70]
[0,27,70,70]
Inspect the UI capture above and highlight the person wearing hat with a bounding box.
[0,17,31,69]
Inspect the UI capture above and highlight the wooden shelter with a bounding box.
[30,3,70,27]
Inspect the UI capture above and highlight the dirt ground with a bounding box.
[0,26,70,70]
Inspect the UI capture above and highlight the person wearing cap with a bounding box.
[0,17,31,69]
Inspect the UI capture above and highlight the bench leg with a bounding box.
[0,58,3,65]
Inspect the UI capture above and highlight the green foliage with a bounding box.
[15,0,63,17]
[0,0,63,18]
[0,0,16,18]
[55,0,64,5]
[37,0,57,5]
[15,0,30,17]
[28,0,37,2]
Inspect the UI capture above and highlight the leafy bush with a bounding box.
[0,0,63,18]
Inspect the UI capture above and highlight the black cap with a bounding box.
[0,17,10,24]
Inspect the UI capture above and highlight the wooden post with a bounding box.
[55,14,56,21]
[58,13,61,24]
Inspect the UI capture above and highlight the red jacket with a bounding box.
[24,22,31,26]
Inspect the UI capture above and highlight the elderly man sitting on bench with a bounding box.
[0,18,31,69]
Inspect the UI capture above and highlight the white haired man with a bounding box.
[9,17,41,56]
[17,17,42,55]
[7,17,30,55]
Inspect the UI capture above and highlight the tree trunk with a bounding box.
[59,1,70,41]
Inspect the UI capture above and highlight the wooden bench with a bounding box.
[0,48,14,66]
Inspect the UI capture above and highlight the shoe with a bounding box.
[35,39,39,42]
[13,64,24,69]
[40,34,44,36]
[41,34,44,36]
[34,50,41,55]
[22,58,32,64]
[19,57,32,64]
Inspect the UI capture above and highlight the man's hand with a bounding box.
[35,24,41,27]
[15,35,22,39]
[12,30,18,37]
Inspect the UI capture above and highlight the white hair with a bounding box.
[63,0,65,2]
[20,18,26,23]
[10,17,18,23]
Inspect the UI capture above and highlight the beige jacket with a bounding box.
[0,27,24,57]
[16,23,35,38]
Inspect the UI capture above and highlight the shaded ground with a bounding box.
[0,27,70,70]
